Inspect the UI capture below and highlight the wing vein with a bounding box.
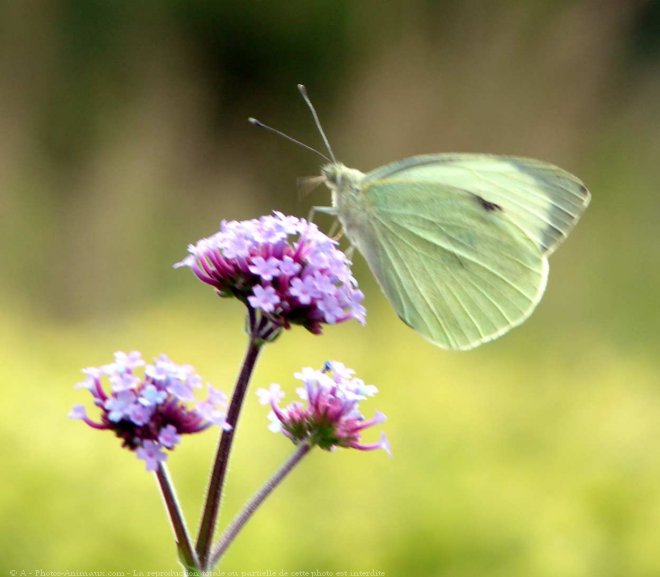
[373,224,455,347]
[375,215,539,301]
[430,257,486,341]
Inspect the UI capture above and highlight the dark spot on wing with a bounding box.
[578,184,588,196]
[476,195,503,212]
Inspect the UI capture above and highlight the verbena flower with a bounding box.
[175,212,366,334]
[69,352,230,471]
[257,361,390,456]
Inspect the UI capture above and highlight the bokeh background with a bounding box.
[2,1,659,576]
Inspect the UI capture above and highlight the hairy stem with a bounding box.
[209,443,312,567]
[196,314,265,568]
[155,463,199,572]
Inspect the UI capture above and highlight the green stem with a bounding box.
[155,463,199,572]
[196,317,265,568]
[209,443,312,568]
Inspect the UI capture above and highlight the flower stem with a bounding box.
[209,442,312,568]
[196,320,264,568]
[155,463,199,572]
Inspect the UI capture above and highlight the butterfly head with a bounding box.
[321,162,364,195]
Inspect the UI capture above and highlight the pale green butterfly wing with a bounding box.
[344,179,549,350]
[364,154,590,256]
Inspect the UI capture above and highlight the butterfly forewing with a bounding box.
[364,154,590,256]
[347,179,549,350]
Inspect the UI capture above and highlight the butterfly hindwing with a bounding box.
[346,178,549,350]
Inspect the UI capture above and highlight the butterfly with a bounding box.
[250,85,591,350]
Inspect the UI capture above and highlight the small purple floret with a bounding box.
[70,351,229,471]
[248,284,281,313]
[176,212,366,334]
[136,440,167,471]
[158,424,181,449]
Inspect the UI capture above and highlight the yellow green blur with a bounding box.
[1,2,659,576]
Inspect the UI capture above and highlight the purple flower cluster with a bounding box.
[69,352,230,471]
[257,362,390,456]
[175,212,366,334]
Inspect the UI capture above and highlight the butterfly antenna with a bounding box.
[248,117,331,162]
[297,84,337,164]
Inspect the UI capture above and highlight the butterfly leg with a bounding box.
[307,205,337,223]
[308,206,344,241]
[328,220,344,240]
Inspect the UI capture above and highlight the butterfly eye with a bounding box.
[321,165,341,188]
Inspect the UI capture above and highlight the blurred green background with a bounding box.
[1,1,659,576]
